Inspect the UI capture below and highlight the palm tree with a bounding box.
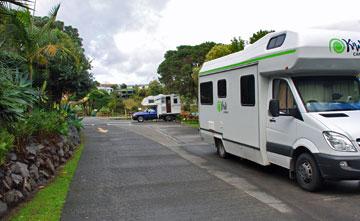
[0,0,32,9]
[1,4,78,80]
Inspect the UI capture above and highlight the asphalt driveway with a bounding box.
[62,118,360,221]
[61,118,295,221]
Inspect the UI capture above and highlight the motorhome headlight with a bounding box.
[323,131,357,152]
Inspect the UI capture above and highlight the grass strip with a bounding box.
[8,142,84,221]
[181,120,199,129]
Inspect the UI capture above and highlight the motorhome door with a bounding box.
[266,79,299,158]
[166,96,171,113]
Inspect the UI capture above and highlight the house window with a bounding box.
[217,79,227,98]
[200,81,213,105]
[240,75,255,106]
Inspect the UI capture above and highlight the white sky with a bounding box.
[36,0,360,84]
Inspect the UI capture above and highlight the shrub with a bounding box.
[56,104,84,131]
[0,128,14,164]
[26,109,69,137]
[12,109,68,147]
[97,107,111,117]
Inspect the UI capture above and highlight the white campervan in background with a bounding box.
[199,29,360,191]
[132,94,181,122]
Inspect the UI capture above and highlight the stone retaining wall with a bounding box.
[0,126,81,217]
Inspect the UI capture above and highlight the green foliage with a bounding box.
[107,92,123,114]
[0,128,14,164]
[205,44,232,61]
[55,103,83,131]
[147,80,163,96]
[158,42,216,100]
[26,109,68,137]
[12,109,69,148]
[249,29,275,44]
[88,89,111,112]
[229,37,245,53]
[0,69,37,125]
[1,4,95,104]
[123,98,139,113]
[97,106,111,116]
[9,143,84,221]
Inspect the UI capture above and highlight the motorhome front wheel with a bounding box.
[295,153,323,191]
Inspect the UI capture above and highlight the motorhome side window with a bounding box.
[200,81,213,105]
[217,79,227,98]
[267,34,286,50]
[173,98,178,104]
[240,75,255,106]
[273,79,296,114]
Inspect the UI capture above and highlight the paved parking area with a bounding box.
[62,118,360,221]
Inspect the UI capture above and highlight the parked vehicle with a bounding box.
[132,94,181,122]
[199,29,360,191]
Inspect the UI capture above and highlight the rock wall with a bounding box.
[0,126,81,217]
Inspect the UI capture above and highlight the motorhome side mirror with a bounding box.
[269,99,280,117]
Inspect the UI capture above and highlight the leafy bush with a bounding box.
[0,128,14,164]
[55,104,83,131]
[26,109,69,137]
[97,107,111,117]
[12,109,69,147]
[0,70,37,126]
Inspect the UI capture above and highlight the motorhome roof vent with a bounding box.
[320,113,349,118]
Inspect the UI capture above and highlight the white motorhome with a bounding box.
[199,29,360,191]
[132,94,181,122]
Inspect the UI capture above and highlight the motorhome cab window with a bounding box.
[267,34,286,50]
[200,81,213,105]
[293,76,360,112]
[273,79,297,114]
[217,79,227,98]
[240,75,255,106]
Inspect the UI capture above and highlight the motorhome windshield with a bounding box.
[293,76,360,112]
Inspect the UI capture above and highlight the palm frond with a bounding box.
[0,0,33,9]
[37,4,60,38]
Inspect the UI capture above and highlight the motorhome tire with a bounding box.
[165,115,173,122]
[137,116,144,122]
[217,140,228,158]
[295,153,323,191]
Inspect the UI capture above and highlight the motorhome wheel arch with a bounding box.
[199,29,360,191]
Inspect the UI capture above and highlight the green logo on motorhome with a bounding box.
[217,101,222,112]
[329,38,346,54]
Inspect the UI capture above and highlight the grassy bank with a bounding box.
[181,119,199,129]
[8,142,85,221]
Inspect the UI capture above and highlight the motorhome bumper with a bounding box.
[314,153,360,180]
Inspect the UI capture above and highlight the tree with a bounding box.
[158,42,216,100]
[205,44,232,61]
[147,80,163,96]
[229,37,245,53]
[1,5,78,80]
[249,29,275,44]
[123,98,138,116]
[0,0,31,9]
